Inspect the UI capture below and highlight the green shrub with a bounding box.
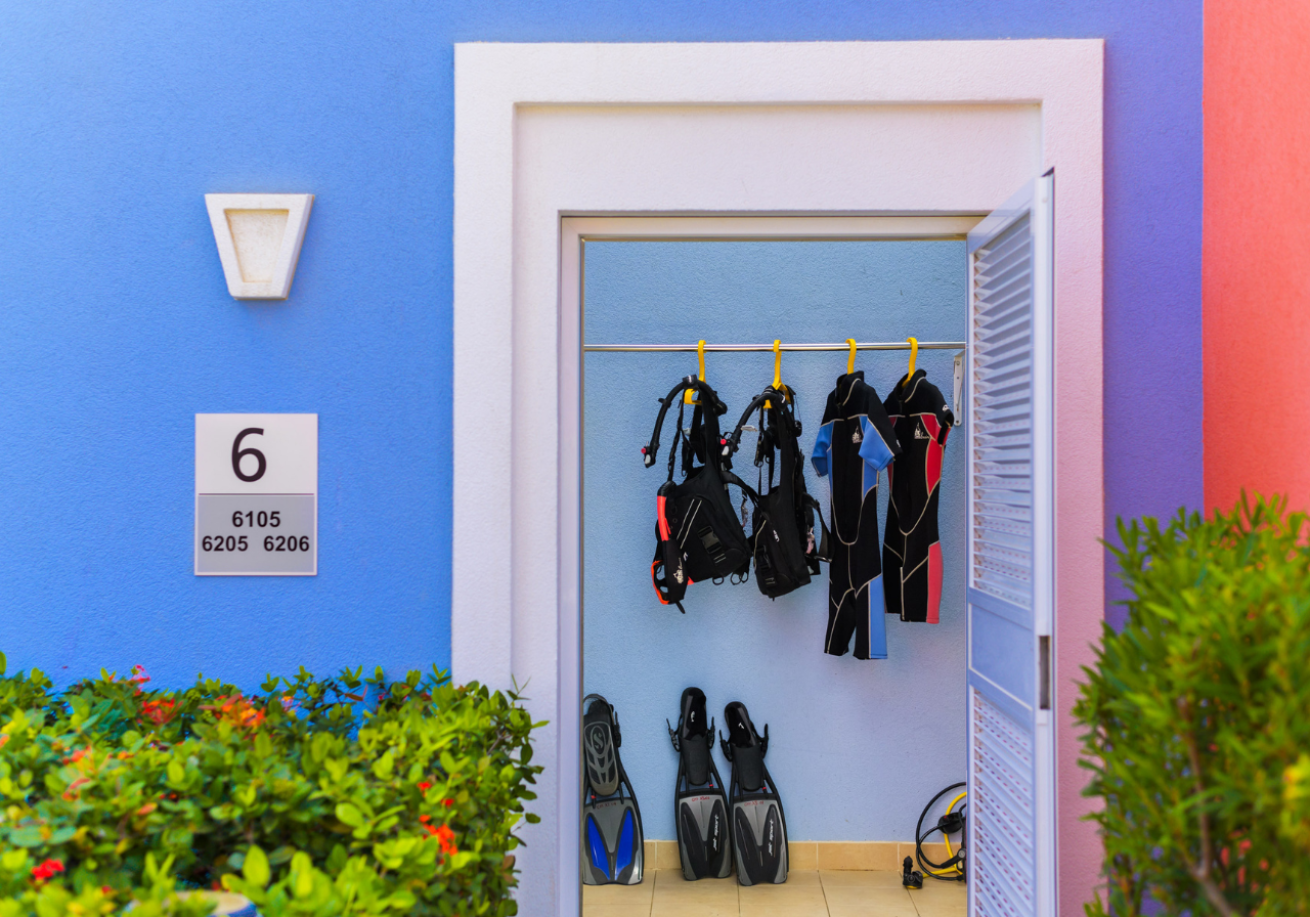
[1075,495,1310,916]
[0,660,544,917]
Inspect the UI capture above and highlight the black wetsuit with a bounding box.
[882,370,954,624]
[811,372,901,659]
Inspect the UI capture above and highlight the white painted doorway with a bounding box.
[452,41,1103,917]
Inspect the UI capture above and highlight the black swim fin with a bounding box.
[667,687,732,880]
[582,694,645,885]
[720,701,788,885]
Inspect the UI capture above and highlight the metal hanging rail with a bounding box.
[583,340,965,353]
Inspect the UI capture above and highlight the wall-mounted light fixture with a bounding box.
[205,193,314,300]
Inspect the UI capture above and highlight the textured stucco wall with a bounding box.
[0,4,1201,912]
[0,0,1203,679]
[1204,0,1310,512]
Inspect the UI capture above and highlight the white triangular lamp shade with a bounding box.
[205,194,314,300]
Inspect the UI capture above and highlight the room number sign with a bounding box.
[195,414,317,575]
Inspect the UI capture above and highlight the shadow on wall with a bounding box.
[582,240,968,843]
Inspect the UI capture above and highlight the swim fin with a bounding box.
[720,701,788,885]
[667,687,732,880]
[582,694,645,885]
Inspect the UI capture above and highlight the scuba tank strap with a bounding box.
[646,376,730,469]
[803,493,832,563]
[720,470,760,508]
[644,376,698,469]
[721,386,780,460]
[671,397,687,481]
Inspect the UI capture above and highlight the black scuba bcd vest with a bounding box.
[722,385,830,599]
[643,376,757,612]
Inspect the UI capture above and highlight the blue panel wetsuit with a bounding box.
[811,372,901,659]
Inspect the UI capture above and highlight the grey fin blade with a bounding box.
[732,800,787,885]
[679,803,708,877]
[584,795,644,885]
[674,759,732,879]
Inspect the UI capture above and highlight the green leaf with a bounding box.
[293,865,314,898]
[7,826,43,847]
[242,844,270,888]
[335,802,364,827]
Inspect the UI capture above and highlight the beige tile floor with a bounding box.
[583,869,967,917]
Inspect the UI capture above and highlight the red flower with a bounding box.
[419,816,457,855]
[140,698,177,725]
[418,781,433,792]
[443,798,453,807]
[435,824,458,856]
[31,859,65,883]
[206,695,266,732]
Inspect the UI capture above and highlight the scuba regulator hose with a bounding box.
[915,782,967,882]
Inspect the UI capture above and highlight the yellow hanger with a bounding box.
[764,339,782,409]
[684,339,706,405]
[846,338,857,375]
[903,337,919,389]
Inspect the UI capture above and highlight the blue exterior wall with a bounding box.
[0,2,1202,682]
[583,240,967,841]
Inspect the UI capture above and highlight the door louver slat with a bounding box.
[975,230,1031,274]
[972,690,1035,916]
[970,213,1034,612]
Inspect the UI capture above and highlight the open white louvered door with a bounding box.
[965,173,1056,917]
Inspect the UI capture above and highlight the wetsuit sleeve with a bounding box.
[930,385,955,444]
[858,396,901,471]
[812,419,833,477]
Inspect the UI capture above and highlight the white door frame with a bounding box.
[452,41,1103,917]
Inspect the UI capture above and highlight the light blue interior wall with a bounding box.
[583,240,966,842]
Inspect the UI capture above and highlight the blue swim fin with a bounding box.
[582,694,645,885]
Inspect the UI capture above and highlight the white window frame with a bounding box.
[453,41,1103,917]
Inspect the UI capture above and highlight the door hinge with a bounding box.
[1038,635,1052,710]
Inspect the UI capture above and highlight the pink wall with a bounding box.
[1205,0,1310,511]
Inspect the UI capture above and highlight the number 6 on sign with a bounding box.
[231,428,267,482]
[195,414,317,576]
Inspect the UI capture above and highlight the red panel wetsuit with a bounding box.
[811,372,901,659]
[882,369,954,624]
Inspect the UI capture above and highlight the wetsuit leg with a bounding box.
[824,542,887,659]
[882,463,905,619]
[824,544,857,656]
[896,487,943,623]
[852,576,887,659]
